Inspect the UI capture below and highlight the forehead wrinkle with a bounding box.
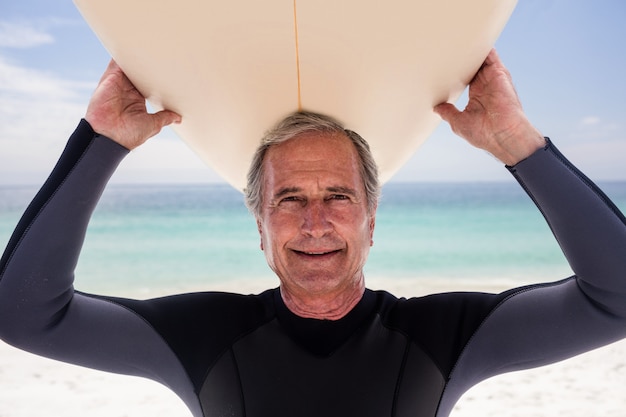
[263,132,366,203]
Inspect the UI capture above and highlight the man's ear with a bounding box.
[256,218,264,251]
[369,206,377,246]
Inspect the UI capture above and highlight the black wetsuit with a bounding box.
[1,120,625,417]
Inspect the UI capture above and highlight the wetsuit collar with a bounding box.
[273,288,377,356]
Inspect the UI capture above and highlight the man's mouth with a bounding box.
[293,249,341,257]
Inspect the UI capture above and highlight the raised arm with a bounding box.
[434,48,626,316]
[0,61,198,409]
[432,49,626,417]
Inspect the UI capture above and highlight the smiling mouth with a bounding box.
[293,249,341,257]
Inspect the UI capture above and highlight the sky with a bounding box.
[0,0,625,186]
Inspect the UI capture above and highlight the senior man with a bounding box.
[1,50,625,417]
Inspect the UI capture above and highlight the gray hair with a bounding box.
[244,111,380,217]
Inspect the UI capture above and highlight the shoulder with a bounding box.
[370,288,510,377]
[98,289,279,388]
[371,288,504,328]
[104,288,277,330]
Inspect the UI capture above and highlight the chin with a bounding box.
[291,272,361,295]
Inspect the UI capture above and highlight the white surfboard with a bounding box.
[73,0,517,190]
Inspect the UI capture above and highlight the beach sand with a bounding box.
[1,277,624,417]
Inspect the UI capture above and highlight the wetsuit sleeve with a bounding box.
[0,121,199,414]
[438,139,626,417]
[510,140,626,317]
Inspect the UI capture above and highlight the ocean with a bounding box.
[1,181,625,296]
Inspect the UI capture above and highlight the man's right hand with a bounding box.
[85,60,181,150]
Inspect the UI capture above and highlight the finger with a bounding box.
[484,48,509,74]
[105,59,121,72]
[136,111,182,145]
[97,59,121,84]
[433,102,461,123]
[484,48,498,66]
[472,49,500,83]
[152,109,182,129]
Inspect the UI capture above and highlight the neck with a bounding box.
[280,279,365,320]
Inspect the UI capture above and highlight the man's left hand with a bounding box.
[434,49,545,166]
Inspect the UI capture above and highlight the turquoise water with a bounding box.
[1,181,625,294]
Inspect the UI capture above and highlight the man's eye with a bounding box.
[280,196,303,204]
[329,194,349,201]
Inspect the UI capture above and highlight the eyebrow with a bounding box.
[273,187,302,200]
[326,186,358,197]
[272,186,358,201]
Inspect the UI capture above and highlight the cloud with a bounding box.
[0,56,218,185]
[563,140,626,181]
[563,115,623,144]
[389,127,514,183]
[0,56,92,183]
[114,137,222,184]
[0,13,224,186]
[0,56,91,98]
[0,19,93,134]
[0,20,54,49]
[580,116,601,126]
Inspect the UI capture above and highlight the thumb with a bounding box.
[433,102,460,124]
[151,109,182,131]
[133,110,182,147]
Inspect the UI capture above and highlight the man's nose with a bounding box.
[301,200,333,238]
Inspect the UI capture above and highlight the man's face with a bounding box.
[256,131,376,299]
